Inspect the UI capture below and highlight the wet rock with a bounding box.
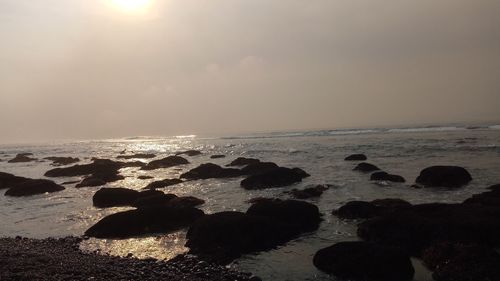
[288,185,329,199]
[75,177,107,188]
[85,206,204,238]
[61,180,80,185]
[226,157,260,167]
[167,196,205,208]
[415,166,472,188]
[371,198,412,209]
[180,163,241,180]
[210,155,226,159]
[357,203,500,255]
[141,156,189,170]
[313,241,414,281]
[44,159,139,182]
[176,150,202,157]
[43,157,80,166]
[8,153,37,163]
[333,199,412,219]
[240,162,279,175]
[145,179,183,189]
[137,175,154,180]
[117,153,156,159]
[92,188,164,208]
[344,154,367,161]
[0,172,30,190]
[422,242,500,281]
[131,193,179,208]
[186,199,321,264]
[370,171,406,183]
[487,184,500,191]
[5,179,65,197]
[353,162,380,172]
[463,189,500,206]
[240,167,309,190]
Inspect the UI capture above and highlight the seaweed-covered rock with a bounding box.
[415,166,472,188]
[240,167,309,190]
[5,179,65,197]
[313,242,414,281]
[344,154,367,161]
[85,206,204,238]
[180,163,241,180]
[226,157,260,167]
[353,163,380,172]
[370,171,406,183]
[141,156,189,170]
[145,178,183,189]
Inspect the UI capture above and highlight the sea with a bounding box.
[1,124,500,281]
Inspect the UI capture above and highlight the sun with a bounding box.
[110,0,152,12]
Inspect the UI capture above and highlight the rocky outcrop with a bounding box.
[240,167,309,190]
[85,206,204,238]
[353,163,380,172]
[5,179,65,197]
[8,153,37,163]
[145,178,183,189]
[44,157,80,166]
[415,166,472,188]
[344,154,367,161]
[370,171,406,183]
[180,163,241,180]
[141,156,189,170]
[313,242,414,281]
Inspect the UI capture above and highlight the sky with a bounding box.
[0,0,499,142]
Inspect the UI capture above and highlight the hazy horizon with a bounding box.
[1,0,499,143]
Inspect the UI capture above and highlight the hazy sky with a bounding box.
[1,0,499,142]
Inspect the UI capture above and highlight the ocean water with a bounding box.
[1,125,500,281]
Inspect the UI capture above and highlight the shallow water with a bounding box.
[1,126,500,281]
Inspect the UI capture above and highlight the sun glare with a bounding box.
[111,0,152,12]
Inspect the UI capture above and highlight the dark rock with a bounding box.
[422,243,500,281]
[240,167,309,190]
[289,185,329,199]
[333,199,412,220]
[43,157,80,166]
[210,155,226,159]
[245,197,273,204]
[167,196,205,208]
[176,150,202,157]
[353,162,380,172]
[92,188,164,208]
[85,206,204,238]
[371,198,412,209]
[240,162,279,175]
[5,179,65,197]
[344,154,367,161]
[61,180,80,185]
[180,163,242,180]
[370,171,406,183]
[137,175,154,180]
[142,156,189,170]
[313,241,414,281]
[357,203,500,255]
[75,177,107,188]
[226,157,260,167]
[8,153,37,163]
[487,184,500,191]
[145,178,183,189]
[0,172,30,190]
[415,166,472,188]
[132,193,179,208]
[463,189,500,206]
[117,153,156,159]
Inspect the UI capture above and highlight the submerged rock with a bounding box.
[145,178,183,189]
[422,243,500,281]
[117,153,156,160]
[226,157,260,167]
[180,163,241,180]
[186,199,321,264]
[43,157,80,166]
[344,154,367,161]
[415,166,472,188]
[141,156,189,170]
[5,179,65,197]
[85,206,204,238]
[370,171,406,183]
[8,153,37,163]
[240,167,309,190]
[313,241,414,281]
[353,162,380,172]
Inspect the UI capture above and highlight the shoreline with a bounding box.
[0,236,256,281]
